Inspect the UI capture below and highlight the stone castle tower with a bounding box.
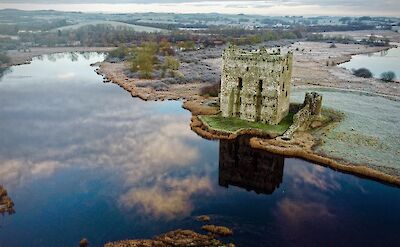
[220,46,293,125]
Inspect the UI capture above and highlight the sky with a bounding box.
[0,0,399,17]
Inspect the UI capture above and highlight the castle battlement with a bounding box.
[220,45,293,125]
[223,46,292,63]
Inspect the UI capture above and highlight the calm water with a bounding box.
[339,46,400,80]
[0,53,399,247]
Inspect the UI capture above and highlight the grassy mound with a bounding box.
[199,113,294,135]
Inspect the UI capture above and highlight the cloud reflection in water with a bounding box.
[0,52,211,220]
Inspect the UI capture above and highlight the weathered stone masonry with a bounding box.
[282,92,323,140]
[220,46,293,125]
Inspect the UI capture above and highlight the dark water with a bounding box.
[0,53,399,247]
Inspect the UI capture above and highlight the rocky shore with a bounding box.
[0,186,15,215]
[104,229,235,247]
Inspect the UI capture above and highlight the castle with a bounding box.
[220,46,293,125]
[219,136,284,194]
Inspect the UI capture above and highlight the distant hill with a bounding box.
[51,21,166,33]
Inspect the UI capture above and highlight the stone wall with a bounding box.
[282,92,323,140]
[220,45,293,125]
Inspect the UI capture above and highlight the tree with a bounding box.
[159,38,174,56]
[129,42,158,79]
[352,68,373,78]
[164,56,180,71]
[163,56,180,77]
[178,40,195,51]
[0,51,10,66]
[108,44,129,59]
[380,71,396,82]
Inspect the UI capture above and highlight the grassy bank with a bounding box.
[199,113,294,135]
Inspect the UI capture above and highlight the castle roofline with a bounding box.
[224,45,292,61]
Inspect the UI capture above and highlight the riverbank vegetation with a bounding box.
[0,51,10,67]
[199,82,221,97]
[380,71,396,82]
[352,68,373,78]
[107,40,183,80]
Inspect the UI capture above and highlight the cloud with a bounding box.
[0,109,203,218]
[57,72,75,80]
[30,160,63,177]
[285,159,341,192]
[119,176,213,219]
[277,198,334,224]
[0,159,64,187]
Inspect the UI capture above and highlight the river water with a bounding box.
[339,46,400,81]
[0,52,399,247]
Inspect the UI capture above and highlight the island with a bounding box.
[96,33,400,186]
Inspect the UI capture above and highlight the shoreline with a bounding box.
[96,42,400,100]
[189,111,400,187]
[249,137,400,188]
[95,44,400,186]
[5,42,400,187]
[6,46,115,67]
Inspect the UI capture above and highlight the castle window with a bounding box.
[238,77,243,89]
[246,67,249,71]
[286,91,288,97]
[258,80,263,92]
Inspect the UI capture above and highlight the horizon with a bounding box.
[0,1,399,17]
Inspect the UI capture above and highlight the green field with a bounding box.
[199,113,294,135]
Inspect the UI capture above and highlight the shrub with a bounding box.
[329,43,337,48]
[352,68,373,78]
[129,42,158,79]
[0,51,10,66]
[199,82,220,97]
[380,71,396,82]
[108,45,129,60]
[164,56,180,71]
